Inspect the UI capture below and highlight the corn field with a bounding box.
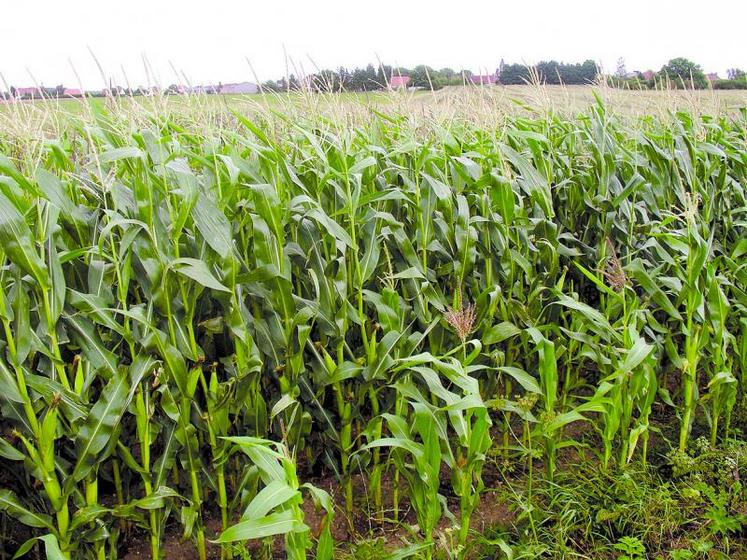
[0,95,746,559]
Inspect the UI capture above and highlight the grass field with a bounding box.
[0,86,746,560]
[3,84,747,121]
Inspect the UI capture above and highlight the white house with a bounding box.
[219,82,259,94]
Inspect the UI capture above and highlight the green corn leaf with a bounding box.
[36,169,78,221]
[69,357,153,485]
[362,437,424,459]
[0,437,24,461]
[496,366,542,394]
[617,337,654,375]
[216,509,307,543]
[100,146,144,163]
[0,191,49,288]
[192,192,233,259]
[173,258,231,293]
[70,505,112,531]
[12,534,67,560]
[502,145,553,218]
[628,260,683,320]
[242,480,300,520]
[0,489,54,530]
[483,321,522,345]
[0,359,24,403]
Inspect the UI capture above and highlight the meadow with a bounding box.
[0,86,746,560]
[3,84,747,121]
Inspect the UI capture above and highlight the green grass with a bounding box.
[0,88,745,560]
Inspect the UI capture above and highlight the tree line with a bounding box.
[3,58,744,100]
[611,57,747,90]
[498,59,598,85]
[260,57,746,92]
[260,59,601,92]
[260,64,473,92]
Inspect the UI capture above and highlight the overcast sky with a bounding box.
[1,0,744,89]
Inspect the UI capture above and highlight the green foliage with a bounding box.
[0,95,745,560]
[259,58,600,92]
[713,79,747,90]
[499,60,598,85]
[613,536,646,560]
[606,75,650,90]
[497,63,531,85]
[217,437,334,560]
[658,57,708,89]
[409,65,447,90]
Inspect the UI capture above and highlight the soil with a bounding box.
[113,464,517,560]
[121,516,224,560]
[122,537,212,560]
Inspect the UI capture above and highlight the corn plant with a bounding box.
[0,94,745,559]
[393,350,493,549]
[217,437,334,560]
[363,399,445,558]
[702,263,737,444]
[570,255,658,469]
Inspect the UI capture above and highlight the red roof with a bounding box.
[390,75,410,88]
[63,88,83,97]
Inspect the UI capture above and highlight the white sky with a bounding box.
[1,0,744,89]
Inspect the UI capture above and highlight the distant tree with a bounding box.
[261,80,280,92]
[499,63,531,84]
[536,60,561,84]
[504,60,597,85]
[287,75,301,91]
[361,66,372,90]
[410,65,445,90]
[349,67,366,91]
[312,70,339,92]
[376,65,391,89]
[10,86,17,98]
[333,65,382,91]
[439,67,455,79]
[335,66,350,90]
[616,57,627,78]
[254,58,605,93]
[659,57,707,89]
[727,68,746,80]
[579,60,599,83]
[713,78,747,90]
